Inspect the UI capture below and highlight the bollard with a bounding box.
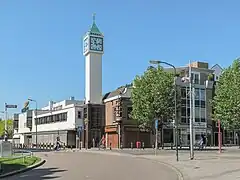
[171,143,173,150]
[109,142,112,150]
[120,143,123,149]
[130,142,133,149]
[92,138,95,148]
[142,142,145,150]
[80,141,82,150]
[71,145,73,150]
[152,144,155,149]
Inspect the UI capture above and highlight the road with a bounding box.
[4,151,179,180]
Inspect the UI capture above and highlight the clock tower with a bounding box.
[83,14,104,104]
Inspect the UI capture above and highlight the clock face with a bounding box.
[83,37,89,53]
[90,37,103,52]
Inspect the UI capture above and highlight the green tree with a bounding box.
[213,59,240,130]
[131,66,175,129]
[0,120,13,138]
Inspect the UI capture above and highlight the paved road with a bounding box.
[4,151,179,180]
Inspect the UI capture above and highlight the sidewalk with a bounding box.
[141,150,240,180]
[70,147,240,180]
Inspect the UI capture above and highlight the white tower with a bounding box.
[83,14,104,104]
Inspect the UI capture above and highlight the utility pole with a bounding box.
[4,103,7,141]
[28,99,38,148]
[155,120,158,156]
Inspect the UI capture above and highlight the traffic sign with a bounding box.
[5,104,17,109]
[155,119,158,129]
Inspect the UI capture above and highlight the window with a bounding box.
[195,100,200,107]
[181,99,186,107]
[195,88,200,100]
[62,113,67,121]
[201,118,206,122]
[187,108,190,117]
[200,89,205,101]
[55,114,59,122]
[112,107,116,122]
[78,111,82,119]
[59,114,63,121]
[195,118,200,122]
[191,73,200,84]
[195,107,201,118]
[181,87,186,99]
[181,107,186,117]
[194,74,200,84]
[201,101,206,108]
[181,117,187,123]
[127,107,132,120]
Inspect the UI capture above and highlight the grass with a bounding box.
[0,156,41,175]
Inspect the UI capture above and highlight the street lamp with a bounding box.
[149,60,178,161]
[28,98,38,148]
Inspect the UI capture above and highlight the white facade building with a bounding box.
[13,98,85,147]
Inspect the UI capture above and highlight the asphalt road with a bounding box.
[4,151,179,180]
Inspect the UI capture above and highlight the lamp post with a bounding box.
[28,99,38,148]
[149,60,178,161]
[0,111,4,137]
[182,63,194,160]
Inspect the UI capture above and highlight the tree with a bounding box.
[131,66,175,129]
[213,59,240,130]
[0,119,13,138]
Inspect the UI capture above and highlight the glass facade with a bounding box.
[180,87,206,124]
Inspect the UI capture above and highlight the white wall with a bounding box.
[32,106,84,132]
[85,53,102,104]
[18,113,31,134]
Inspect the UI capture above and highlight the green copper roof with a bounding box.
[89,22,102,35]
[88,13,103,36]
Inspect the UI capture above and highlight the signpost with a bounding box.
[4,103,17,141]
[218,120,221,153]
[77,126,83,149]
[155,119,158,156]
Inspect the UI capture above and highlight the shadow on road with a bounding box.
[6,167,67,180]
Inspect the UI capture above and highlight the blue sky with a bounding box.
[1,0,240,115]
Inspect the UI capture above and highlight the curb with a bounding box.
[136,156,187,180]
[0,159,46,178]
[77,150,186,180]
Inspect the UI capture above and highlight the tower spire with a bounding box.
[93,13,96,23]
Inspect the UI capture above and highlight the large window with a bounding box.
[200,89,205,101]
[36,112,67,125]
[191,73,200,84]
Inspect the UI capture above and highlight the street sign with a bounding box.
[155,119,158,129]
[5,105,17,109]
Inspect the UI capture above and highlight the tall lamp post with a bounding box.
[149,60,178,161]
[28,99,38,148]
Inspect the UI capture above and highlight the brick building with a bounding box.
[103,85,151,148]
